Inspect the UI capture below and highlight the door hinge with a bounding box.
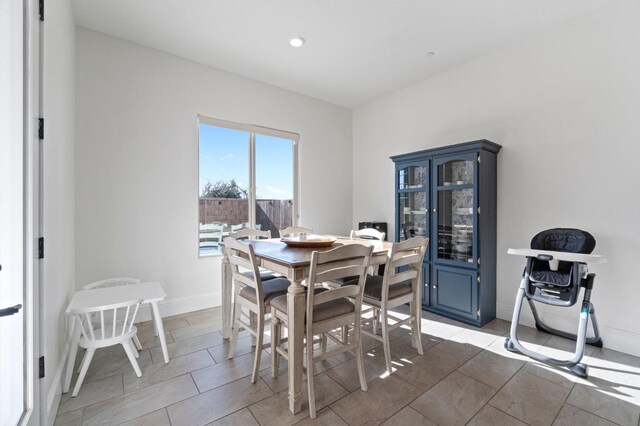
[477,207,481,215]
[39,356,45,378]
[476,309,481,317]
[38,237,44,259]
[39,0,44,21]
[477,155,481,163]
[476,275,480,284]
[38,118,44,140]
[477,257,481,266]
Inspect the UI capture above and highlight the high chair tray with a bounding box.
[508,248,607,264]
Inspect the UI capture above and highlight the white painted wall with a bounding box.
[353,1,640,356]
[74,28,353,315]
[41,0,76,422]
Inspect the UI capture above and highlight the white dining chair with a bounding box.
[270,244,373,419]
[350,227,386,241]
[229,228,278,282]
[279,226,313,238]
[230,227,271,240]
[82,277,141,290]
[361,236,428,375]
[225,237,291,383]
[68,298,144,396]
[199,223,226,248]
[81,278,144,351]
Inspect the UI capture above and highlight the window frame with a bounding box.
[197,115,300,258]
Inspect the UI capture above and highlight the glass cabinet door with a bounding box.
[398,164,426,190]
[397,162,428,242]
[434,156,476,264]
[399,191,428,241]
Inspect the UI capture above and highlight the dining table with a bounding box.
[220,236,392,414]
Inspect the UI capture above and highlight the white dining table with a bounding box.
[62,281,169,394]
[220,237,392,414]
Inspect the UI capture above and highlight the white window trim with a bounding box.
[197,115,300,258]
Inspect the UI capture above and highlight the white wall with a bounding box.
[41,0,76,422]
[74,28,353,315]
[353,1,640,356]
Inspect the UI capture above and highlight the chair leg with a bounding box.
[72,348,95,397]
[250,311,258,347]
[341,326,349,344]
[354,318,368,392]
[380,308,393,375]
[122,340,143,377]
[251,311,264,384]
[228,300,241,359]
[130,339,140,358]
[372,308,380,335]
[133,334,143,351]
[411,299,423,356]
[271,315,280,378]
[150,305,158,337]
[320,333,327,352]
[77,350,87,374]
[306,337,316,419]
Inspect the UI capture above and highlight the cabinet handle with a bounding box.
[432,208,437,213]
[432,284,437,289]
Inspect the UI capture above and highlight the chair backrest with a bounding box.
[224,237,264,301]
[350,228,385,241]
[529,228,594,288]
[200,222,226,232]
[380,236,428,300]
[231,228,271,240]
[82,277,141,291]
[280,226,313,238]
[306,244,373,327]
[69,298,143,343]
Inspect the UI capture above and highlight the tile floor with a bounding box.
[54,307,640,426]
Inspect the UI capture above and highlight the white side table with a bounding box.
[62,281,169,394]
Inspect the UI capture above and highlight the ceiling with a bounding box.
[74,0,613,108]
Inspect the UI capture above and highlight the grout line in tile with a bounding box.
[564,402,623,426]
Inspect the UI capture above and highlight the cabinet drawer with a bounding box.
[431,265,478,321]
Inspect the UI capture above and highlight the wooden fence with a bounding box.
[199,198,293,236]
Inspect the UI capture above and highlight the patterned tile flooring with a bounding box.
[54,307,640,426]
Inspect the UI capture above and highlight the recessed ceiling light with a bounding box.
[426,51,436,58]
[289,36,306,48]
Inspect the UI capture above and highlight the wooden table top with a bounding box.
[242,238,392,267]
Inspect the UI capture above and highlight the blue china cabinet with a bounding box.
[391,140,501,326]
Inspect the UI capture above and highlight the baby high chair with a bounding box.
[504,228,606,378]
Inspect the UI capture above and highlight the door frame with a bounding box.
[21,0,42,424]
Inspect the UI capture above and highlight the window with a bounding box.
[198,116,299,256]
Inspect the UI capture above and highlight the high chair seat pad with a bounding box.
[531,270,571,287]
[531,228,595,254]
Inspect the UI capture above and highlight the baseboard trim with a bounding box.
[497,301,640,357]
[44,355,65,426]
[135,291,221,322]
